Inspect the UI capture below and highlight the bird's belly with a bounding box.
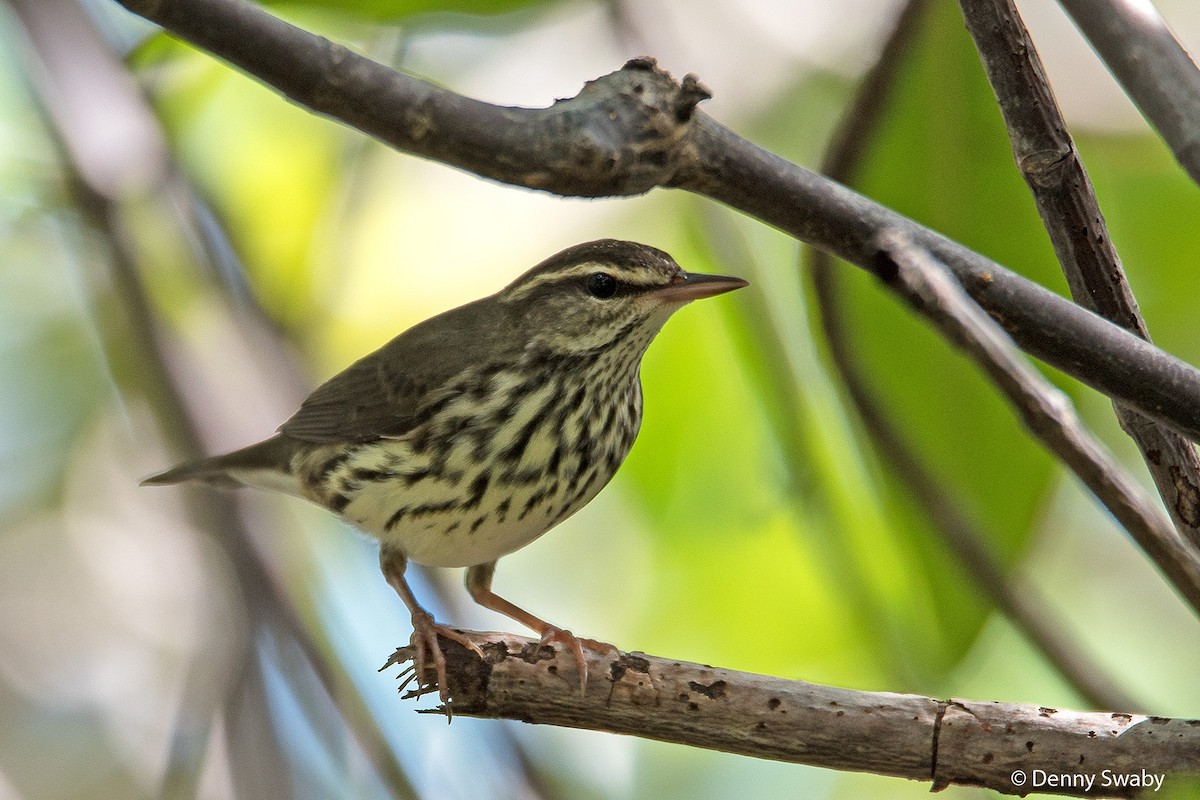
[310,430,629,568]
[343,470,608,568]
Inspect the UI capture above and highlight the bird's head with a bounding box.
[498,239,747,356]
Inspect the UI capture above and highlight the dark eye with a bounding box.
[587,272,618,299]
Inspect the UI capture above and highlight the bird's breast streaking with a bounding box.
[295,345,644,567]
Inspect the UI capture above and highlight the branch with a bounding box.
[1057,0,1200,186]
[384,631,1200,798]
[872,232,1200,617]
[110,0,1200,446]
[959,0,1200,555]
[8,1,421,795]
[808,0,1138,711]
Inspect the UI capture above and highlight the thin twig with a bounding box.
[383,631,1200,798]
[8,0,422,795]
[818,0,930,181]
[1057,0,1200,186]
[809,0,1137,711]
[108,0,1200,446]
[873,232,1200,615]
[815,265,1138,711]
[959,0,1200,560]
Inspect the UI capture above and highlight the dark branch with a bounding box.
[958,0,1200,554]
[873,232,1200,617]
[385,631,1200,798]
[120,0,707,197]
[110,0,1200,445]
[808,0,1138,711]
[1058,0,1200,186]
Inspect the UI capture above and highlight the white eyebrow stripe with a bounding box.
[504,261,665,301]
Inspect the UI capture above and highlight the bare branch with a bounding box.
[109,0,1200,445]
[9,0,424,794]
[821,335,1144,712]
[808,0,1138,711]
[873,232,1200,616]
[1058,0,1200,186]
[384,631,1200,798]
[958,0,1200,555]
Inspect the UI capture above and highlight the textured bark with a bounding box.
[386,632,1200,798]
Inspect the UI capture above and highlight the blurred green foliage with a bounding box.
[839,0,1064,670]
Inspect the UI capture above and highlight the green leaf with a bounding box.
[823,1,1068,670]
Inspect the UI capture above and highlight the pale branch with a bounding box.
[958,0,1200,555]
[809,0,1137,712]
[111,0,1200,446]
[873,232,1200,616]
[384,631,1200,798]
[1057,0,1200,187]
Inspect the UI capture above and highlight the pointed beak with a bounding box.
[653,271,749,304]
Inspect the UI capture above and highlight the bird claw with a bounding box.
[408,609,485,707]
[537,626,618,696]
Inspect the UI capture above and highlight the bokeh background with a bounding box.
[2,0,1200,797]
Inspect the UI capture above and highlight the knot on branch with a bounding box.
[537,58,711,196]
[620,57,712,121]
[1017,146,1072,189]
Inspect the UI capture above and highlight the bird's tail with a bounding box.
[141,435,298,493]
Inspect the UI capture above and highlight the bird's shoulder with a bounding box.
[279,296,522,443]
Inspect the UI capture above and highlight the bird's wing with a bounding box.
[280,296,520,443]
[278,350,441,442]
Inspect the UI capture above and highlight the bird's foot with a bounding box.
[408,609,485,705]
[536,626,619,696]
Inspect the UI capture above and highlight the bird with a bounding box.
[143,239,747,703]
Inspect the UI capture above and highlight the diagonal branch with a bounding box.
[8,0,421,794]
[809,0,1138,711]
[872,231,1200,616]
[1057,0,1200,187]
[110,0,1200,447]
[384,631,1200,798]
[958,0,1200,556]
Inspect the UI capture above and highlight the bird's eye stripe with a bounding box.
[502,262,669,301]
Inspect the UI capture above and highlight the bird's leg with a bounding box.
[379,549,483,704]
[465,560,616,695]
